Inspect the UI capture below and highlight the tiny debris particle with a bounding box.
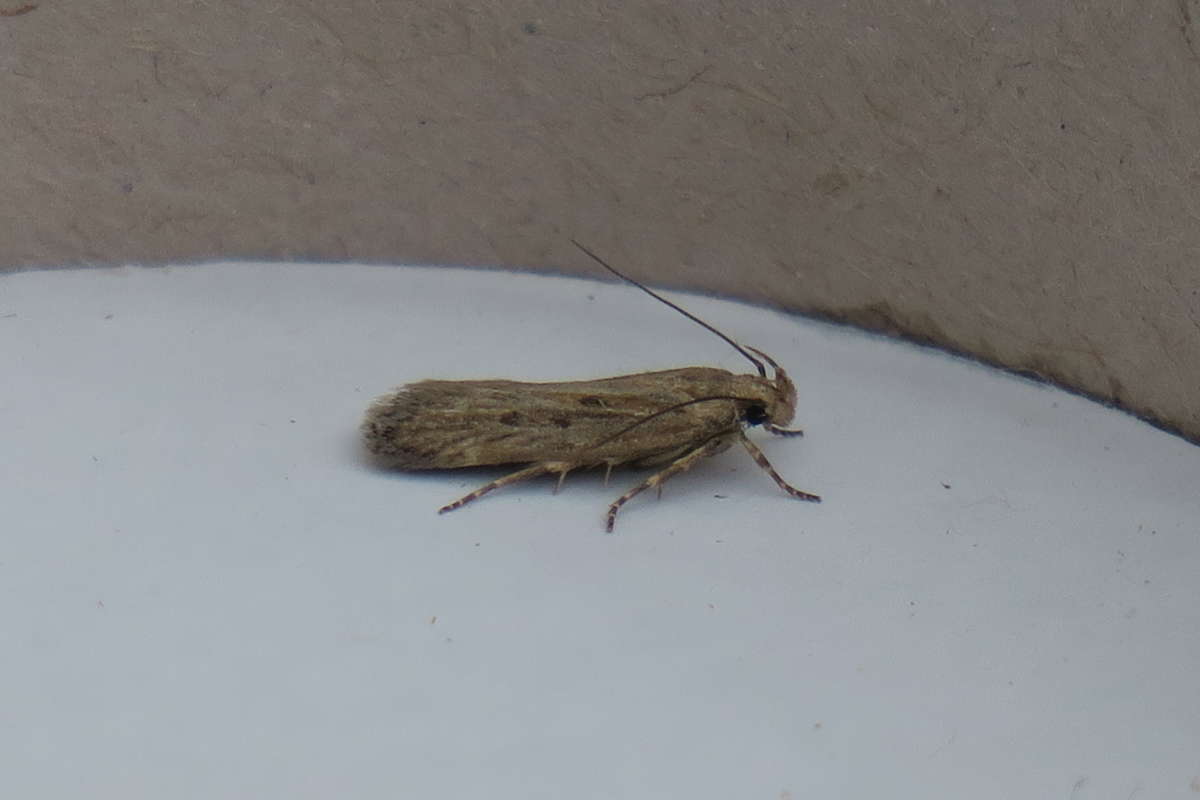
[0,4,37,16]
[941,482,951,489]
[429,615,437,625]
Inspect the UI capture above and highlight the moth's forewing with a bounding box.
[362,368,746,469]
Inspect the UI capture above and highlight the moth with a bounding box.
[362,240,821,531]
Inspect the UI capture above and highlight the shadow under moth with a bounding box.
[362,240,821,531]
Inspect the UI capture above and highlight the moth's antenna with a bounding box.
[571,239,767,377]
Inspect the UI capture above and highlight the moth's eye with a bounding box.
[744,404,768,426]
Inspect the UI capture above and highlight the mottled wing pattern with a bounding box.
[362,368,743,468]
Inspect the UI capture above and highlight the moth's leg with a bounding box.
[553,466,572,495]
[764,422,804,437]
[438,461,573,514]
[606,437,730,532]
[737,431,821,502]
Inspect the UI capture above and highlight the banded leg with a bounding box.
[605,436,731,532]
[737,432,821,502]
[439,461,573,514]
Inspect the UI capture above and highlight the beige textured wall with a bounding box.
[3,2,1198,442]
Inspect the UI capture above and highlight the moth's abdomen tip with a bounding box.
[360,390,439,468]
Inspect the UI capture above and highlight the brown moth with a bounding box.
[361,240,821,531]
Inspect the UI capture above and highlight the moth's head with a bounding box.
[740,349,797,428]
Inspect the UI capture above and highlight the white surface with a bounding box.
[2,262,1199,799]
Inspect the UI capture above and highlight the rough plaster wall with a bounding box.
[2,1,1198,441]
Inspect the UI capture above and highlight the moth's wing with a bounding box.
[361,369,742,469]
